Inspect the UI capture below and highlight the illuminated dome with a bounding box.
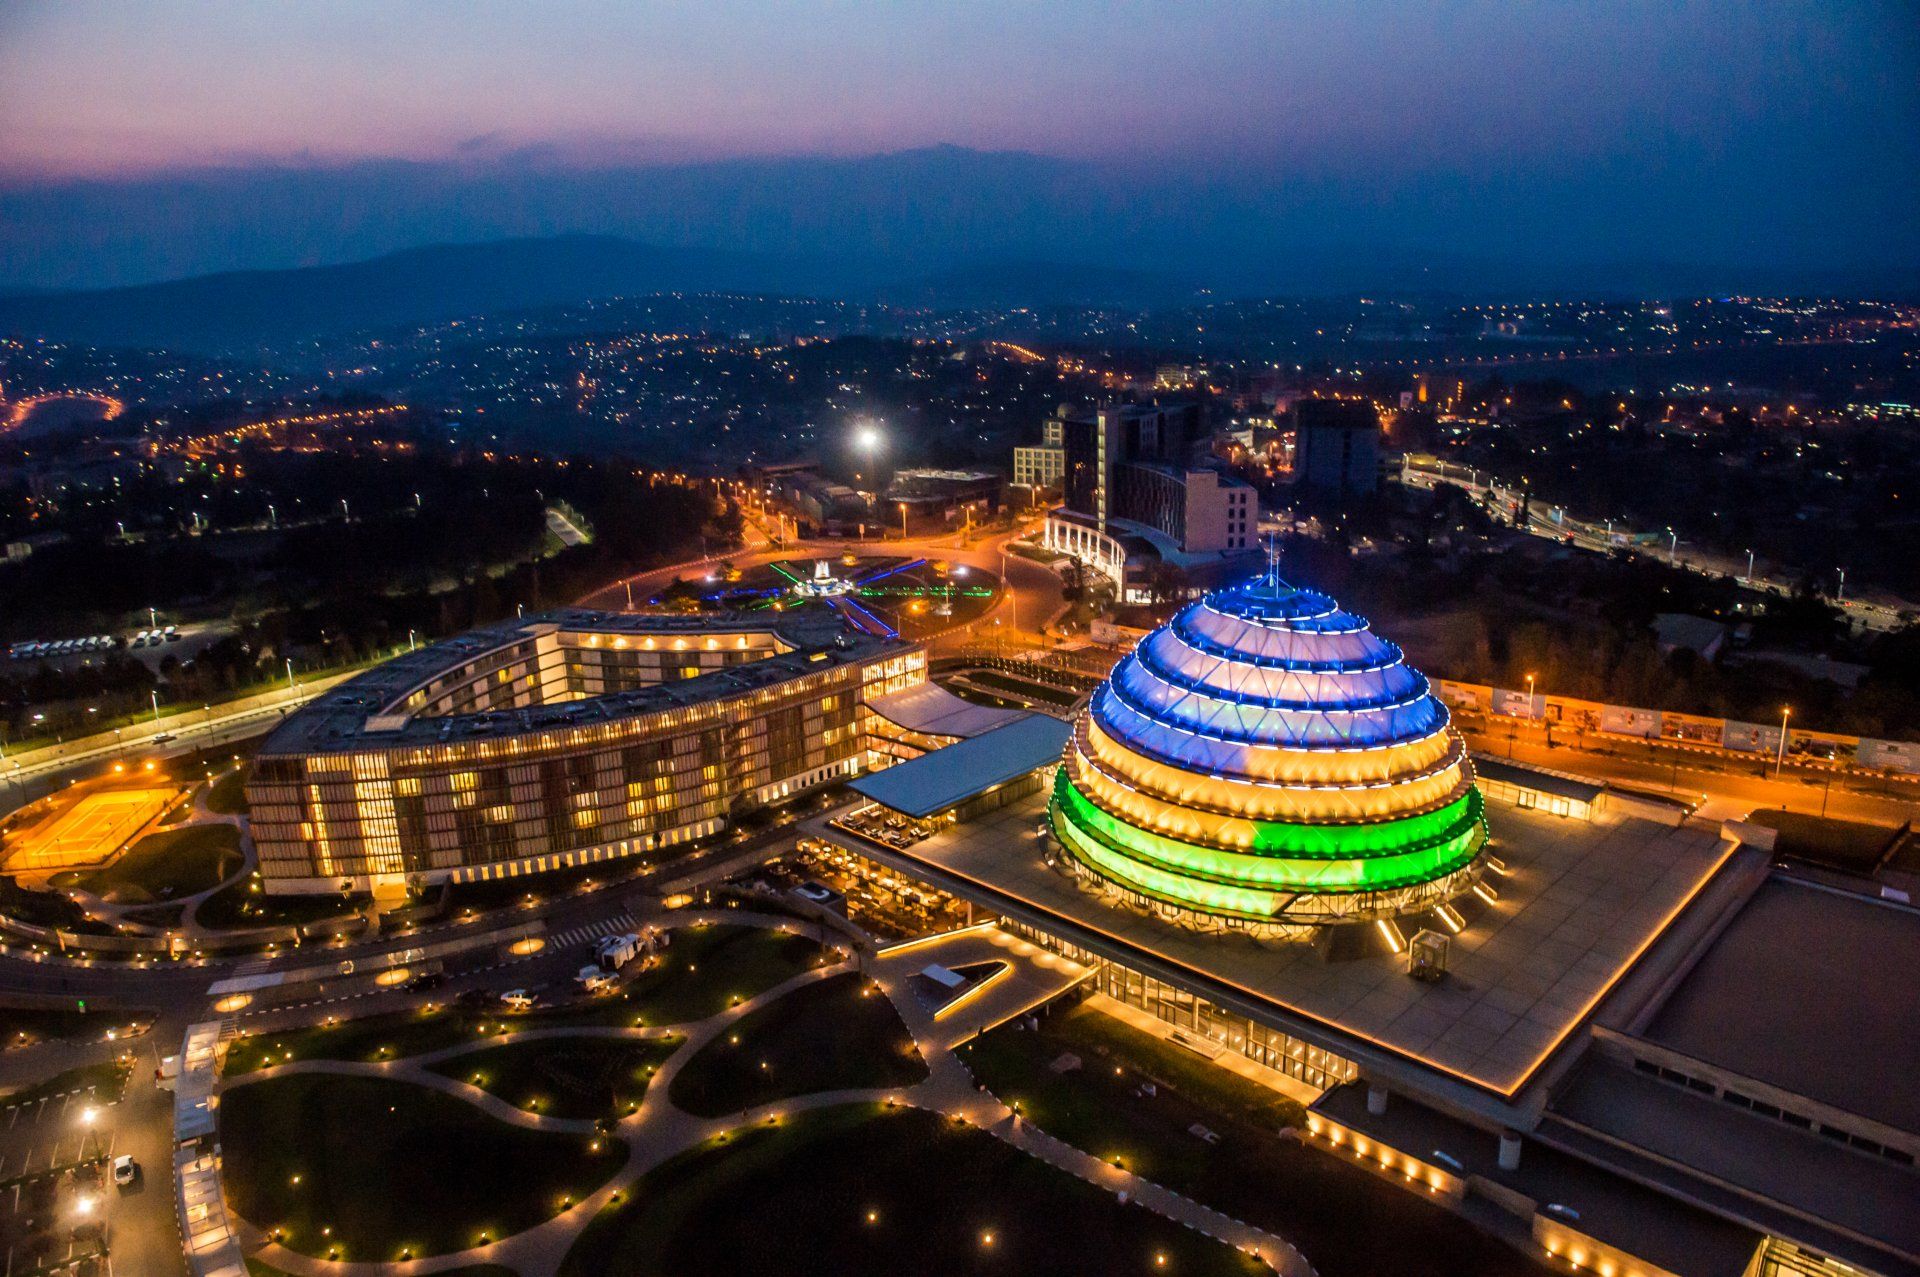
[1050,570,1488,934]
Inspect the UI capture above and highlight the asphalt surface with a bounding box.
[1462,715,1920,826]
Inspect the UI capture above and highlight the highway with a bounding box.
[1461,714,1920,827]
[0,678,352,811]
[1400,458,1914,632]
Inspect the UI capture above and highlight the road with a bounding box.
[1400,459,1913,632]
[1462,714,1920,826]
[577,515,1068,651]
[1,677,354,814]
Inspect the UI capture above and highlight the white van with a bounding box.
[575,966,617,994]
[595,932,643,972]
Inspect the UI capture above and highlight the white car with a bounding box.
[498,989,536,1011]
[111,1155,137,1187]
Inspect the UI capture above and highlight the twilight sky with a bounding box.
[1,1,1916,290]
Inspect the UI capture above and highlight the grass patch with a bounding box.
[207,767,250,815]
[195,876,365,931]
[223,923,831,1077]
[71,823,242,904]
[560,1104,1266,1277]
[600,921,832,1027]
[960,1007,1549,1277]
[669,973,925,1117]
[223,1004,491,1077]
[0,1004,147,1050]
[0,1059,130,1107]
[221,1073,624,1261]
[429,1036,682,1122]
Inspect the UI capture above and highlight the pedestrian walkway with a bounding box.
[232,916,1311,1277]
[543,912,636,950]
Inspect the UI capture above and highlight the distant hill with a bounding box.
[877,258,1199,309]
[0,236,867,354]
[0,234,1221,355]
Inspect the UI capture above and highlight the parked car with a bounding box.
[111,1155,137,1188]
[498,989,536,1011]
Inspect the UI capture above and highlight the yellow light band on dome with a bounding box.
[1086,714,1458,790]
[1066,743,1472,846]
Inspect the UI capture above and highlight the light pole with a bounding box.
[1525,672,1536,719]
[148,606,158,630]
[285,658,296,691]
[1001,548,1015,636]
[1666,528,1678,566]
[1836,568,1846,604]
[1744,548,1755,582]
[898,502,909,540]
[1774,706,1792,777]
[149,690,160,725]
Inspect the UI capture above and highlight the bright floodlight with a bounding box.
[854,424,883,452]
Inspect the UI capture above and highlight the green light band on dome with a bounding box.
[1052,771,1485,895]
[1055,810,1289,918]
[1062,761,1481,857]
[1056,769,1483,861]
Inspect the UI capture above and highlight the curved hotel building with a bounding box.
[1051,572,1488,936]
[247,608,923,894]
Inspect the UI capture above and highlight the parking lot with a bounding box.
[0,1053,181,1277]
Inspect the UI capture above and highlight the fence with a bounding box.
[1435,679,1920,778]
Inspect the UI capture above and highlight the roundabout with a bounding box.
[657,553,1002,640]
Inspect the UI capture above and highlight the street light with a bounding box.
[1774,706,1792,776]
[1744,548,1755,582]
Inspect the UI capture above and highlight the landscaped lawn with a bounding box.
[223,1004,493,1077]
[70,823,243,903]
[559,1104,1268,1277]
[960,1007,1551,1277]
[0,1005,147,1050]
[207,767,250,815]
[668,972,925,1117]
[612,921,832,1026]
[195,875,366,931]
[221,1074,624,1261]
[222,923,832,1078]
[429,1036,682,1121]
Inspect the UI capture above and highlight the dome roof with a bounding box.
[1050,572,1487,928]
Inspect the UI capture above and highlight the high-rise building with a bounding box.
[1292,398,1382,498]
[1038,400,1256,601]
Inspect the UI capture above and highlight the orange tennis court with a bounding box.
[3,785,180,872]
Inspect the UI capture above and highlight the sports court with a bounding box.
[3,785,180,872]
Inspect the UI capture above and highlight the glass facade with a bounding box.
[1006,920,1357,1093]
[249,619,926,892]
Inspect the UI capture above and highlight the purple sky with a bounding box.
[3,1,1913,180]
[0,2,1915,291]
